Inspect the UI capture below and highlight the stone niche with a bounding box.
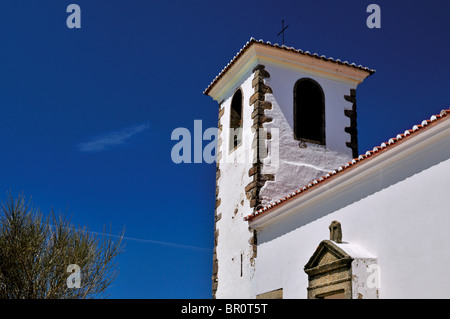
[304,240,379,299]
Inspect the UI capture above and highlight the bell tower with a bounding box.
[204,38,374,298]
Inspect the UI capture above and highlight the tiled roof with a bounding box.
[244,108,450,221]
[204,37,375,96]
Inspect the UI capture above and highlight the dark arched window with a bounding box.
[294,79,325,144]
[229,88,243,150]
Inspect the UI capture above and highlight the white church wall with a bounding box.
[332,242,380,299]
[351,257,379,299]
[215,70,256,298]
[259,63,355,206]
[253,127,450,299]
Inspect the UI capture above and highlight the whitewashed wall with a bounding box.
[260,64,356,206]
[216,61,368,298]
[253,126,450,299]
[209,42,374,299]
[215,70,255,298]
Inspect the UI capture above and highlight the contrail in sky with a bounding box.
[89,230,211,252]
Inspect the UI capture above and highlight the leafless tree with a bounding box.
[0,193,124,298]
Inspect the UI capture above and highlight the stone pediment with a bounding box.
[304,240,353,276]
[303,222,379,299]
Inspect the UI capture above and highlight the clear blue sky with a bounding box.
[0,0,449,298]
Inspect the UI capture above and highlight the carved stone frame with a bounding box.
[304,240,353,299]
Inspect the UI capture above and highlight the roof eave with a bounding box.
[204,38,375,99]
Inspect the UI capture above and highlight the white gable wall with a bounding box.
[252,120,450,298]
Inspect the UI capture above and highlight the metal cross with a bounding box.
[277,20,289,45]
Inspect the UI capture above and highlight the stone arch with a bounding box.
[230,88,243,150]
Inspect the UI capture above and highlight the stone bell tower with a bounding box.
[204,38,374,298]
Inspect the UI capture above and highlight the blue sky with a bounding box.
[0,1,449,298]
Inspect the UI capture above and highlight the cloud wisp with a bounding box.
[78,123,150,153]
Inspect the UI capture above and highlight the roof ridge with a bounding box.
[244,108,450,221]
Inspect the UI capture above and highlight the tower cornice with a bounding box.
[204,38,374,102]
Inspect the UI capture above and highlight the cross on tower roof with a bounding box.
[277,20,289,45]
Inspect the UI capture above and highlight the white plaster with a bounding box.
[252,119,450,298]
[210,42,373,299]
[351,258,380,299]
[259,63,356,206]
[280,160,337,173]
[334,242,379,299]
[334,242,376,259]
[209,40,448,300]
[214,52,370,299]
[215,70,255,299]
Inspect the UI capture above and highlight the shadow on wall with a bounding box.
[257,133,450,244]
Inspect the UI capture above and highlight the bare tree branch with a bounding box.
[0,192,124,299]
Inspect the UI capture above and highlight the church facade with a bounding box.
[204,38,450,299]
